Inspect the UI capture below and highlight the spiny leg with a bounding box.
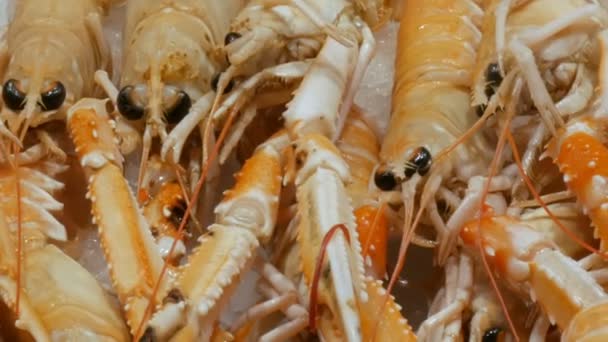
[518,3,602,47]
[417,254,473,341]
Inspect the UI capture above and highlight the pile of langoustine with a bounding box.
[3,0,608,340]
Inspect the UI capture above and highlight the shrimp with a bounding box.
[93,0,247,265]
[146,24,383,340]
[0,0,111,143]
[124,0,390,339]
[374,0,491,284]
[95,0,246,203]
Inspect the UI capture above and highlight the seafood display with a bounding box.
[4,0,608,341]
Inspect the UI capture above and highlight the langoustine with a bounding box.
[144,7,404,338]
[94,0,247,243]
[90,1,250,315]
[373,3,493,316]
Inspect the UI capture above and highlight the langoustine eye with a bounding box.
[164,91,191,124]
[117,85,145,120]
[404,146,432,178]
[39,81,66,110]
[2,79,26,111]
[374,168,397,191]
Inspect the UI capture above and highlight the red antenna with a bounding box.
[308,223,351,331]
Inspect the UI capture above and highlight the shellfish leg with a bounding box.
[67,98,171,335]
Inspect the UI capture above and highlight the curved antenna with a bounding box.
[308,223,351,331]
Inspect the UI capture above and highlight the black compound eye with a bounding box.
[117,85,144,120]
[40,81,66,110]
[224,31,242,46]
[169,198,187,227]
[413,147,432,175]
[165,91,191,124]
[484,62,503,98]
[2,79,26,111]
[374,169,397,191]
[405,146,432,178]
[482,327,504,342]
[211,73,234,94]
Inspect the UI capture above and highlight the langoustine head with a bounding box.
[117,23,215,143]
[114,1,233,205]
[1,0,109,141]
